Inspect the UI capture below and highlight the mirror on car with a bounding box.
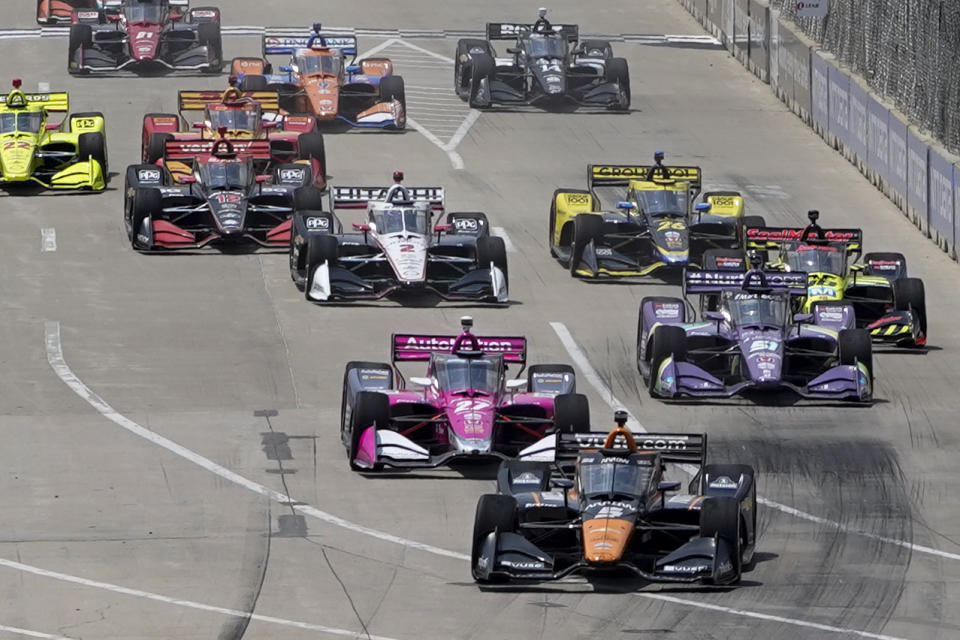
[704,311,724,321]
[616,201,637,210]
[409,376,432,387]
[695,202,712,212]
[346,65,361,74]
[658,481,681,492]
[551,478,574,489]
[506,379,527,391]
[793,313,814,323]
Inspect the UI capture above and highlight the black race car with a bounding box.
[69,0,222,75]
[472,411,757,585]
[454,19,629,110]
[123,137,321,251]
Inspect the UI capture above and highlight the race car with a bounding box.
[471,411,756,585]
[745,210,928,347]
[455,12,629,110]
[68,0,222,74]
[229,23,405,130]
[291,172,508,303]
[551,154,759,278]
[140,85,325,187]
[637,266,873,401]
[123,132,322,250]
[340,316,585,471]
[38,0,102,24]
[0,79,107,191]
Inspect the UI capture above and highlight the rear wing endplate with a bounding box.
[330,185,445,211]
[391,333,527,364]
[0,91,69,113]
[588,164,702,190]
[262,30,358,57]
[557,431,706,466]
[683,269,808,295]
[485,22,579,41]
[745,226,863,251]
[178,90,280,112]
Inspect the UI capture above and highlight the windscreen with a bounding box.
[207,107,260,133]
[636,189,689,216]
[198,160,251,190]
[0,112,42,134]
[373,208,428,235]
[783,242,845,275]
[296,54,342,76]
[433,354,502,393]
[524,34,567,58]
[580,459,651,500]
[725,291,789,328]
[124,5,166,23]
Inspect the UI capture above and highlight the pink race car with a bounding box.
[339,317,589,471]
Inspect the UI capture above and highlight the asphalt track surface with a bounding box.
[2,1,959,638]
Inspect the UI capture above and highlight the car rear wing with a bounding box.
[557,431,706,466]
[485,22,579,41]
[745,226,863,252]
[178,90,281,113]
[162,138,272,161]
[391,333,527,364]
[0,91,69,113]
[588,164,702,190]
[683,269,808,295]
[329,185,445,211]
[262,30,358,57]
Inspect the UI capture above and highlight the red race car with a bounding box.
[37,0,101,24]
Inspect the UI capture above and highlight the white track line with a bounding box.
[45,322,917,638]
[548,321,960,563]
[0,556,403,640]
[44,321,465,562]
[638,593,909,640]
[41,228,56,252]
[491,227,515,252]
[0,624,76,640]
[389,40,455,64]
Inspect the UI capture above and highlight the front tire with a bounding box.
[569,213,603,277]
[348,391,389,472]
[471,494,518,582]
[699,497,743,584]
[838,328,873,385]
[647,325,686,396]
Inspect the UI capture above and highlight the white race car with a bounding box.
[289,172,508,304]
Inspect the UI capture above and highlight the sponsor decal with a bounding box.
[212,192,243,204]
[664,230,683,248]
[401,336,521,352]
[192,9,216,18]
[136,31,155,40]
[453,217,479,231]
[749,340,780,352]
[657,220,686,231]
[305,216,329,230]
[138,169,161,182]
[709,475,738,489]
[77,10,99,19]
[565,193,590,204]
[709,195,738,207]
[501,560,545,569]
[746,227,858,242]
[716,256,743,267]
[595,247,613,256]
[279,168,305,182]
[593,504,625,518]
[808,285,837,297]
[868,260,899,270]
[662,564,703,573]
[512,471,541,485]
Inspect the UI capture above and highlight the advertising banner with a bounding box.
[866,94,889,188]
[888,110,909,209]
[748,0,769,82]
[906,127,929,229]
[733,0,750,65]
[828,63,850,151]
[847,79,869,169]
[811,50,830,139]
[928,147,954,249]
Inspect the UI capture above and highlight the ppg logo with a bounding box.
[454,218,479,231]
[280,168,305,182]
[138,169,162,182]
[306,217,329,230]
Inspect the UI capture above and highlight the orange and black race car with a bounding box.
[37,0,100,24]
[471,409,757,585]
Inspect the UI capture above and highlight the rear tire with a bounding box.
[239,74,268,92]
[893,277,927,339]
[699,497,743,584]
[296,132,326,179]
[569,213,603,276]
[472,494,518,582]
[553,393,590,434]
[146,132,173,164]
[838,328,873,385]
[294,185,324,211]
[348,391,390,471]
[647,325,686,396]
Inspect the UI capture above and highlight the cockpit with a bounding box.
[197,159,251,190]
[523,33,568,59]
[722,291,789,328]
[432,353,503,393]
[206,107,260,133]
[123,3,167,23]
[0,111,43,134]
[782,242,845,275]
[634,188,690,216]
[579,455,653,501]
[295,53,342,76]
[371,207,429,235]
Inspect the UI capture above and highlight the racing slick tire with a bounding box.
[701,248,746,271]
[146,132,173,164]
[647,325,686,396]
[295,186,325,211]
[862,251,908,279]
[636,296,686,370]
[130,188,161,251]
[379,75,406,105]
[239,73,268,92]
[273,163,313,190]
[550,188,592,259]
[455,39,493,100]
[702,463,756,566]
[468,53,496,109]
[893,277,927,343]
[699,497,743,584]
[476,235,508,285]
[197,21,223,73]
[553,393,590,434]
[306,233,338,271]
[577,40,614,60]
[77,132,107,188]
[740,215,767,247]
[296,132,326,179]
[446,211,490,237]
[838,328,874,385]
[604,57,630,111]
[568,213,604,276]
[472,494,518,582]
[340,362,393,445]
[348,391,390,472]
[68,24,92,74]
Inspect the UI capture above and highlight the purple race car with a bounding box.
[637,269,873,401]
[340,317,588,471]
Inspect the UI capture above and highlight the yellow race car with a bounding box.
[550,153,762,278]
[0,79,107,191]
